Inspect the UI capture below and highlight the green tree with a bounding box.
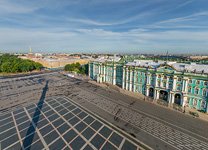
[64,63,88,75]
[0,54,43,73]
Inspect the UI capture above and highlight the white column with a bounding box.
[166,77,169,89]
[182,79,185,92]
[171,94,175,104]
[184,79,188,93]
[129,70,133,91]
[112,66,116,85]
[122,67,125,89]
[146,74,149,85]
[155,74,158,87]
[97,65,101,83]
[157,90,160,99]
[103,66,106,82]
[169,94,172,103]
[173,76,177,91]
[125,69,129,90]
[97,75,100,82]
[146,88,149,96]
[133,70,136,92]
[154,89,157,99]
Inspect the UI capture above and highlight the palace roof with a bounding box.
[126,60,208,74]
[126,60,165,68]
[171,63,208,74]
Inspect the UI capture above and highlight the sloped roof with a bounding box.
[126,60,164,68]
[126,60,208,74]
[171,63,208,74]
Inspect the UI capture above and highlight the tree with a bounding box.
[64,62,88,75]
[0,54,43,73]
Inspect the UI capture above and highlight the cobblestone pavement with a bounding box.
[69,87,208,150]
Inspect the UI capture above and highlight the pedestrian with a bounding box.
[183,106,186,113]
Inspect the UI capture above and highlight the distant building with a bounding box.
[18,53,92,68]
[34,53,43,58]
[89,59,208,114]
[190,55,208,60]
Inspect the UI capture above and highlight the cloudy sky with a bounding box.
[0,0,208,54]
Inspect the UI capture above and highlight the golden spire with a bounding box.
[29,46,32,53]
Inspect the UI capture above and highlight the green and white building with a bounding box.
[89,59,208,113]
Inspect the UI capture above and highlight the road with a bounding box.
[63,77,208,150]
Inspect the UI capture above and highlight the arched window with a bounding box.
[189,79,192,83]
[178,77,182,81]
[163,82,166,87]
[188,87,192,93]
[168,83,172,88]
[195,88,199,95]
[177,85,181,91]
[193,99,197,107]
[158,81,161,86]
[204,81,207,86]
[203,89,207,96]
[196,80,200,85]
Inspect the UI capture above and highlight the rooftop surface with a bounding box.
[0,96,143,150]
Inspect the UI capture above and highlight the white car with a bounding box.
[67,74,74,77]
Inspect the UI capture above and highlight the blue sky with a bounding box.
[0,0,208,54]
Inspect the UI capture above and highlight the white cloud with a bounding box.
[0,1,39,15]
[0,27,208,54]
[158,11,208,24]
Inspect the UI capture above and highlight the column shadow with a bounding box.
[21,80,49,150]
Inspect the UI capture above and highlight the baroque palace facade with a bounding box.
[89,58,208,113]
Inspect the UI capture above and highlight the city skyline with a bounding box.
[0,0,208,54]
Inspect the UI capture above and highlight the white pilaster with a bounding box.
[173,76,177,91]
[122,67,125,89]
[169,94,172,103]
[166,77,169,89]
[184,79,188,93]
[146,88,149,96]
[129,70,133,91]
[103,66,106,82]
[171,94,175,104]
[133,69,136,92]
[125,69,129,90]
[154,89,156,99]
[113,66,116,85]
[146,74,149,85]
[155,74,158,87]
[157,90,160,99]
[155,90,159,99]
[182,79,185,92]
